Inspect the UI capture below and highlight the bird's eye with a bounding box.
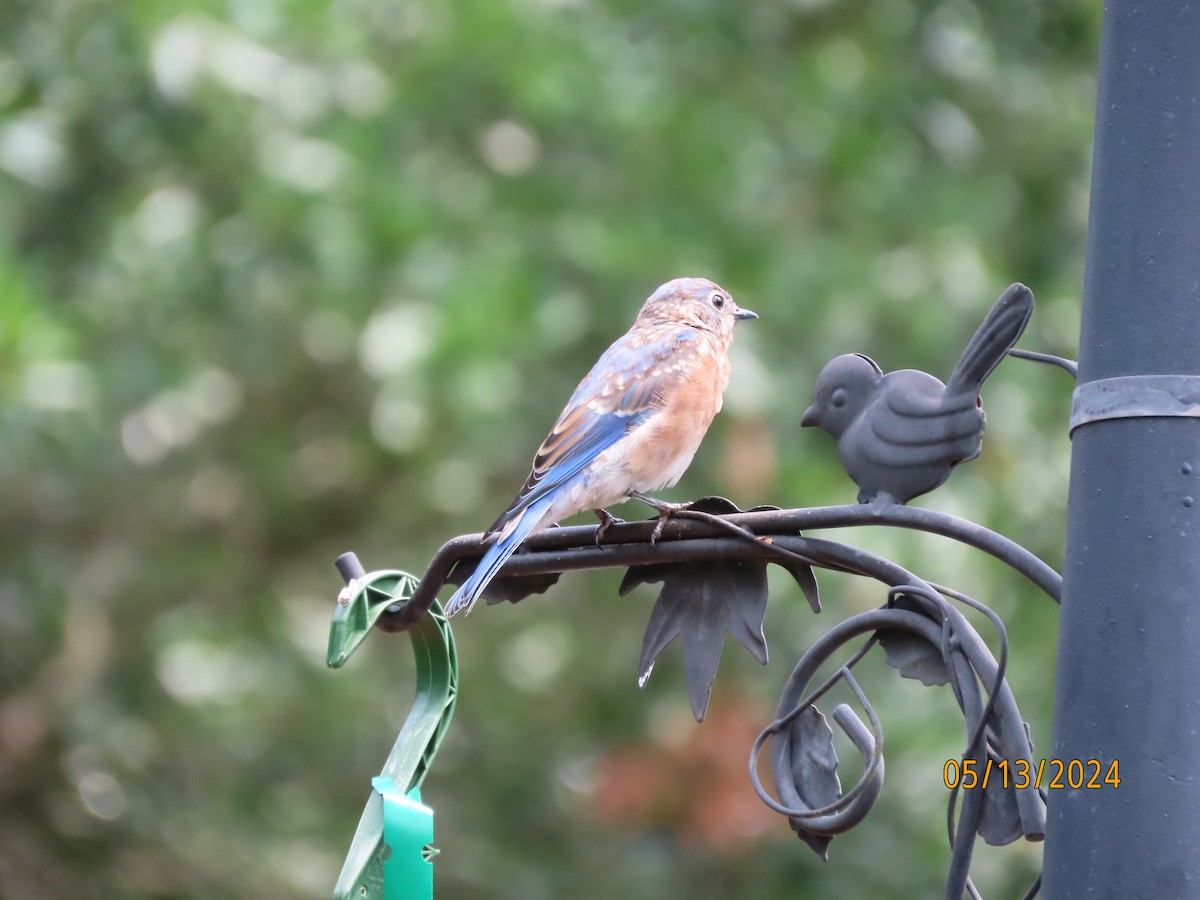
[831,388,847,409]
[709,291,725,309]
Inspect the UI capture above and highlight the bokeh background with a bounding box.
[3,1,1096,897]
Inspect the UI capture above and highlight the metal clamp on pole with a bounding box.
[328,552,458,900]
[1069,374,1200,434]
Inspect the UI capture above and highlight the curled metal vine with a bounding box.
[342,492,1060,899]
[331,283,1073,899]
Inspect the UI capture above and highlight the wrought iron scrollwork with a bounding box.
[337,282,1070,898]
[351,491,1059,898]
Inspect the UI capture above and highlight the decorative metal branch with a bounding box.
[373,500,1060,632]
[330,283,1067,899]
[1008,348,1079,380]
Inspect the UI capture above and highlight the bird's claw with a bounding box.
[594,508,624,547]
[630,492,688,544]
[650,511,671,544]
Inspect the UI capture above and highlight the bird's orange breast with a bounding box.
[616,334,731,490]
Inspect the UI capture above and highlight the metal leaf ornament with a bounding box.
[977,750,1025,846]
[618,496,821,721]
[784,706,841,860]
[877,628,952,686]
[878,592,1030,849]
[620,557,768,721]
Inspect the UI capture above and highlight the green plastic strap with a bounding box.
[329,570,458,900]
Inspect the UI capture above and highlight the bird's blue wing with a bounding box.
[488,324,697,533]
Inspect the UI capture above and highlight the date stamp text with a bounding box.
[943,758,1120,791]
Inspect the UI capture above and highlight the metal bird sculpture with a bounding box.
[801,283,1034,505]
[444,277,757,617]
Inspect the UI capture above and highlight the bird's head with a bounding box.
[801,353,882,437]
[636,277,757,342]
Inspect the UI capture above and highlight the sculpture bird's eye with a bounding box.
[831,388,848,409]
[709,291,725,309]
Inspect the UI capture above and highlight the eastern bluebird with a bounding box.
[801,283,1033,504]
[443,277,757,617]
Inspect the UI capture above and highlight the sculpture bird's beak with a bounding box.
[734,305,758,321]
[800,405,818,427]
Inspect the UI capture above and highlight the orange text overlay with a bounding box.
[942,758,1121,791]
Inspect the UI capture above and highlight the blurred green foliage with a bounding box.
[2,0,1095,897]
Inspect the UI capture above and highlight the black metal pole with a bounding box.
[1044,4,1200,897]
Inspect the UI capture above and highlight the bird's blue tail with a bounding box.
[443,495,554,617]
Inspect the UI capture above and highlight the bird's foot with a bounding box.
[594,508,624,547]
[859,489,903,507]
[629,491,690,544]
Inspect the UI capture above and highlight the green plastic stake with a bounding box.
[328,561,457,900]
[374,780,434,894]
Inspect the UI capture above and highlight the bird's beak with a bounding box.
[800,405,818,427]
[734,305,758,321]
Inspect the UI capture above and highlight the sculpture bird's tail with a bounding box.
[443,494,555,617]
[945,283,1035,397]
